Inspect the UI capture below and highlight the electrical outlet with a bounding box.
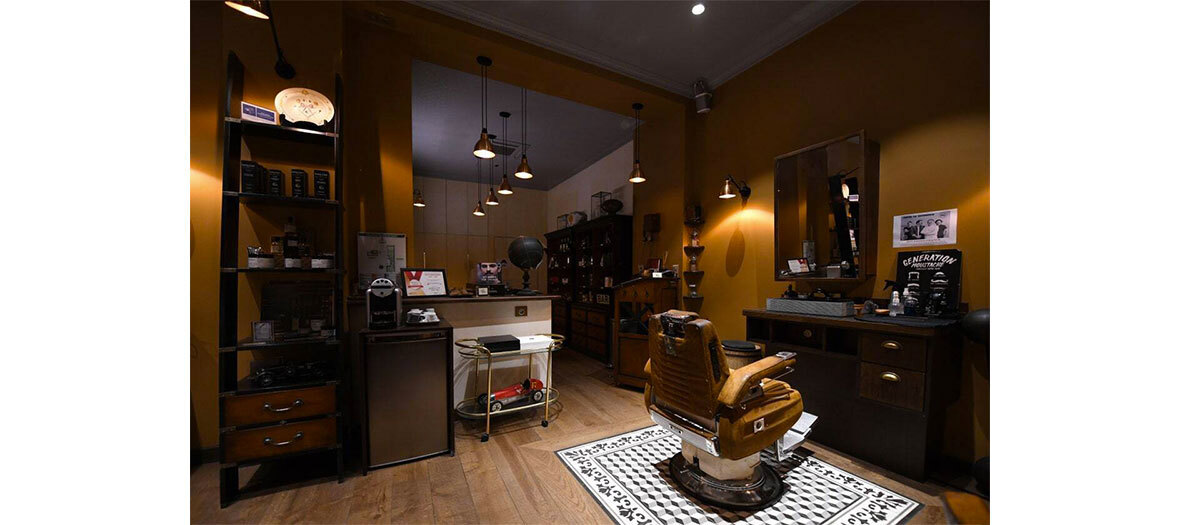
[515,306,528,317]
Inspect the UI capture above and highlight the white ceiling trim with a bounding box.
[410,1,857,98]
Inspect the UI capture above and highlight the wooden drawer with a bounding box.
[222,416,337,463]
[572,321,587,336]
[571,308,587,321]
[223,385,336,427]
[858,363,925,412]
[782,323,822,349]
[586,310,607,327]
[860,333,927,371]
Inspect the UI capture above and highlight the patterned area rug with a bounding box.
[557,425,922,525]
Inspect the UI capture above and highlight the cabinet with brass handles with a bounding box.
[743,308,962,480]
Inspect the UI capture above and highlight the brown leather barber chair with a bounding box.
[645,310,804,510]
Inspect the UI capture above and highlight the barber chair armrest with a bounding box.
[717,354,796,408]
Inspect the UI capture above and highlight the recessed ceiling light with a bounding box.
[691,3,705,16]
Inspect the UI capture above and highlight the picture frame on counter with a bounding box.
[400,267,448,298]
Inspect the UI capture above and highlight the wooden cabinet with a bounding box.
[743,308,961,480]
[613,277,680,388]
[545,215,633,362]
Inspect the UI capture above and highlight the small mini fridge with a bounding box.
[360,322,453,472]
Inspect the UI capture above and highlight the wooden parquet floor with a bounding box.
[192,350,954,524]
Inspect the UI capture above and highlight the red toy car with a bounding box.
[477,378,545,413]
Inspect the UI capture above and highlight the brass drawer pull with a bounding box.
[880,372,900,382]
[802,329,813,338]
[881,341,901,350]
[263,399,304,413]
[263,431,304,447]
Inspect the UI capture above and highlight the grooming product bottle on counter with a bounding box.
[889,291,903,317]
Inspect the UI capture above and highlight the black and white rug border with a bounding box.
[556,425,923,525]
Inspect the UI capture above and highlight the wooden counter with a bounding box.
[743,308,962,480]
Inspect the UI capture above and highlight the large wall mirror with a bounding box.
[774,131,879,284]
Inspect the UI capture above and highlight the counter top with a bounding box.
[743,308,958,337]
[404,294,560,305]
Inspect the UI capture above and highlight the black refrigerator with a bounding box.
[358,322,454,472]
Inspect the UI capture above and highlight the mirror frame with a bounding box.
[772,130,880,285]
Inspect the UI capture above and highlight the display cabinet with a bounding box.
[612,277,679,388]
[544,214,632,362]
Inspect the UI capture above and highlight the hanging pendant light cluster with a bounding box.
[629,103,646,184]
[472,56,496,159]
[515,88,534,179]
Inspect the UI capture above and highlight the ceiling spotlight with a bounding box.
[692,3,705,16]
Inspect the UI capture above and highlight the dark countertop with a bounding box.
[404,294,560,305]
[743,308,958,337]
[358,319,452,335]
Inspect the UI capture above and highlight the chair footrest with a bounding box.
[650,409,719,456]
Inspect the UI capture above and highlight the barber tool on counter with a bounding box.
[366,278,402,330]
[767,286,856,317]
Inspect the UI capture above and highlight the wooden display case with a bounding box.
[612,277,679,388]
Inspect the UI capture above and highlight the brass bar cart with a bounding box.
[454,334,564,442]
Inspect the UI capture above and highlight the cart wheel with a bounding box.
[541,420,549,428]
[481,433,489,442]
[490,401,503,413]
[476,393,488,408]
[531,390,544,403]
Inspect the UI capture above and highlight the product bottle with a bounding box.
[889,291,902,317]
[903,289,919,316]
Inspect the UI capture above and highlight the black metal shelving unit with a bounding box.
[216,52,345,507]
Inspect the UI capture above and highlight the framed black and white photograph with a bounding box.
[400,267,448,297]
[893,208,958,247]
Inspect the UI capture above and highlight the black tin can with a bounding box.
[313,170,330,199]
[241,161,262,194]
[291,169,308,198]
[267,169,284,196]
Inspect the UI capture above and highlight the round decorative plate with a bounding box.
[274,87,335,126]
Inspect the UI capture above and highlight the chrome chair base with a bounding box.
[668,452,786,511]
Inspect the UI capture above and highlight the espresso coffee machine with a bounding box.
[366,278,402,330]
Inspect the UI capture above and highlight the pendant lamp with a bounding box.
[628,103,646,183]
[496,111,515,195]
[472,158,486,216]
[473,56,496,159]
[486,154,500,206]
[515,88,534,179]
[413,189,426,207]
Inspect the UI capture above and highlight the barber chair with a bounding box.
[645,310,805,510]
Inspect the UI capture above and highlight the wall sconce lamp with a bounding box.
[719,175,751,200]
[224,0,295,79]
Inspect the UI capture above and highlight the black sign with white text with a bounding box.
[895,249,962,317]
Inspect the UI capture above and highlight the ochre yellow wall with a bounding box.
[686,2,989,462]
[190,1,687,450]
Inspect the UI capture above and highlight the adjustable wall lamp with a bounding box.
[719,175,751,200]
